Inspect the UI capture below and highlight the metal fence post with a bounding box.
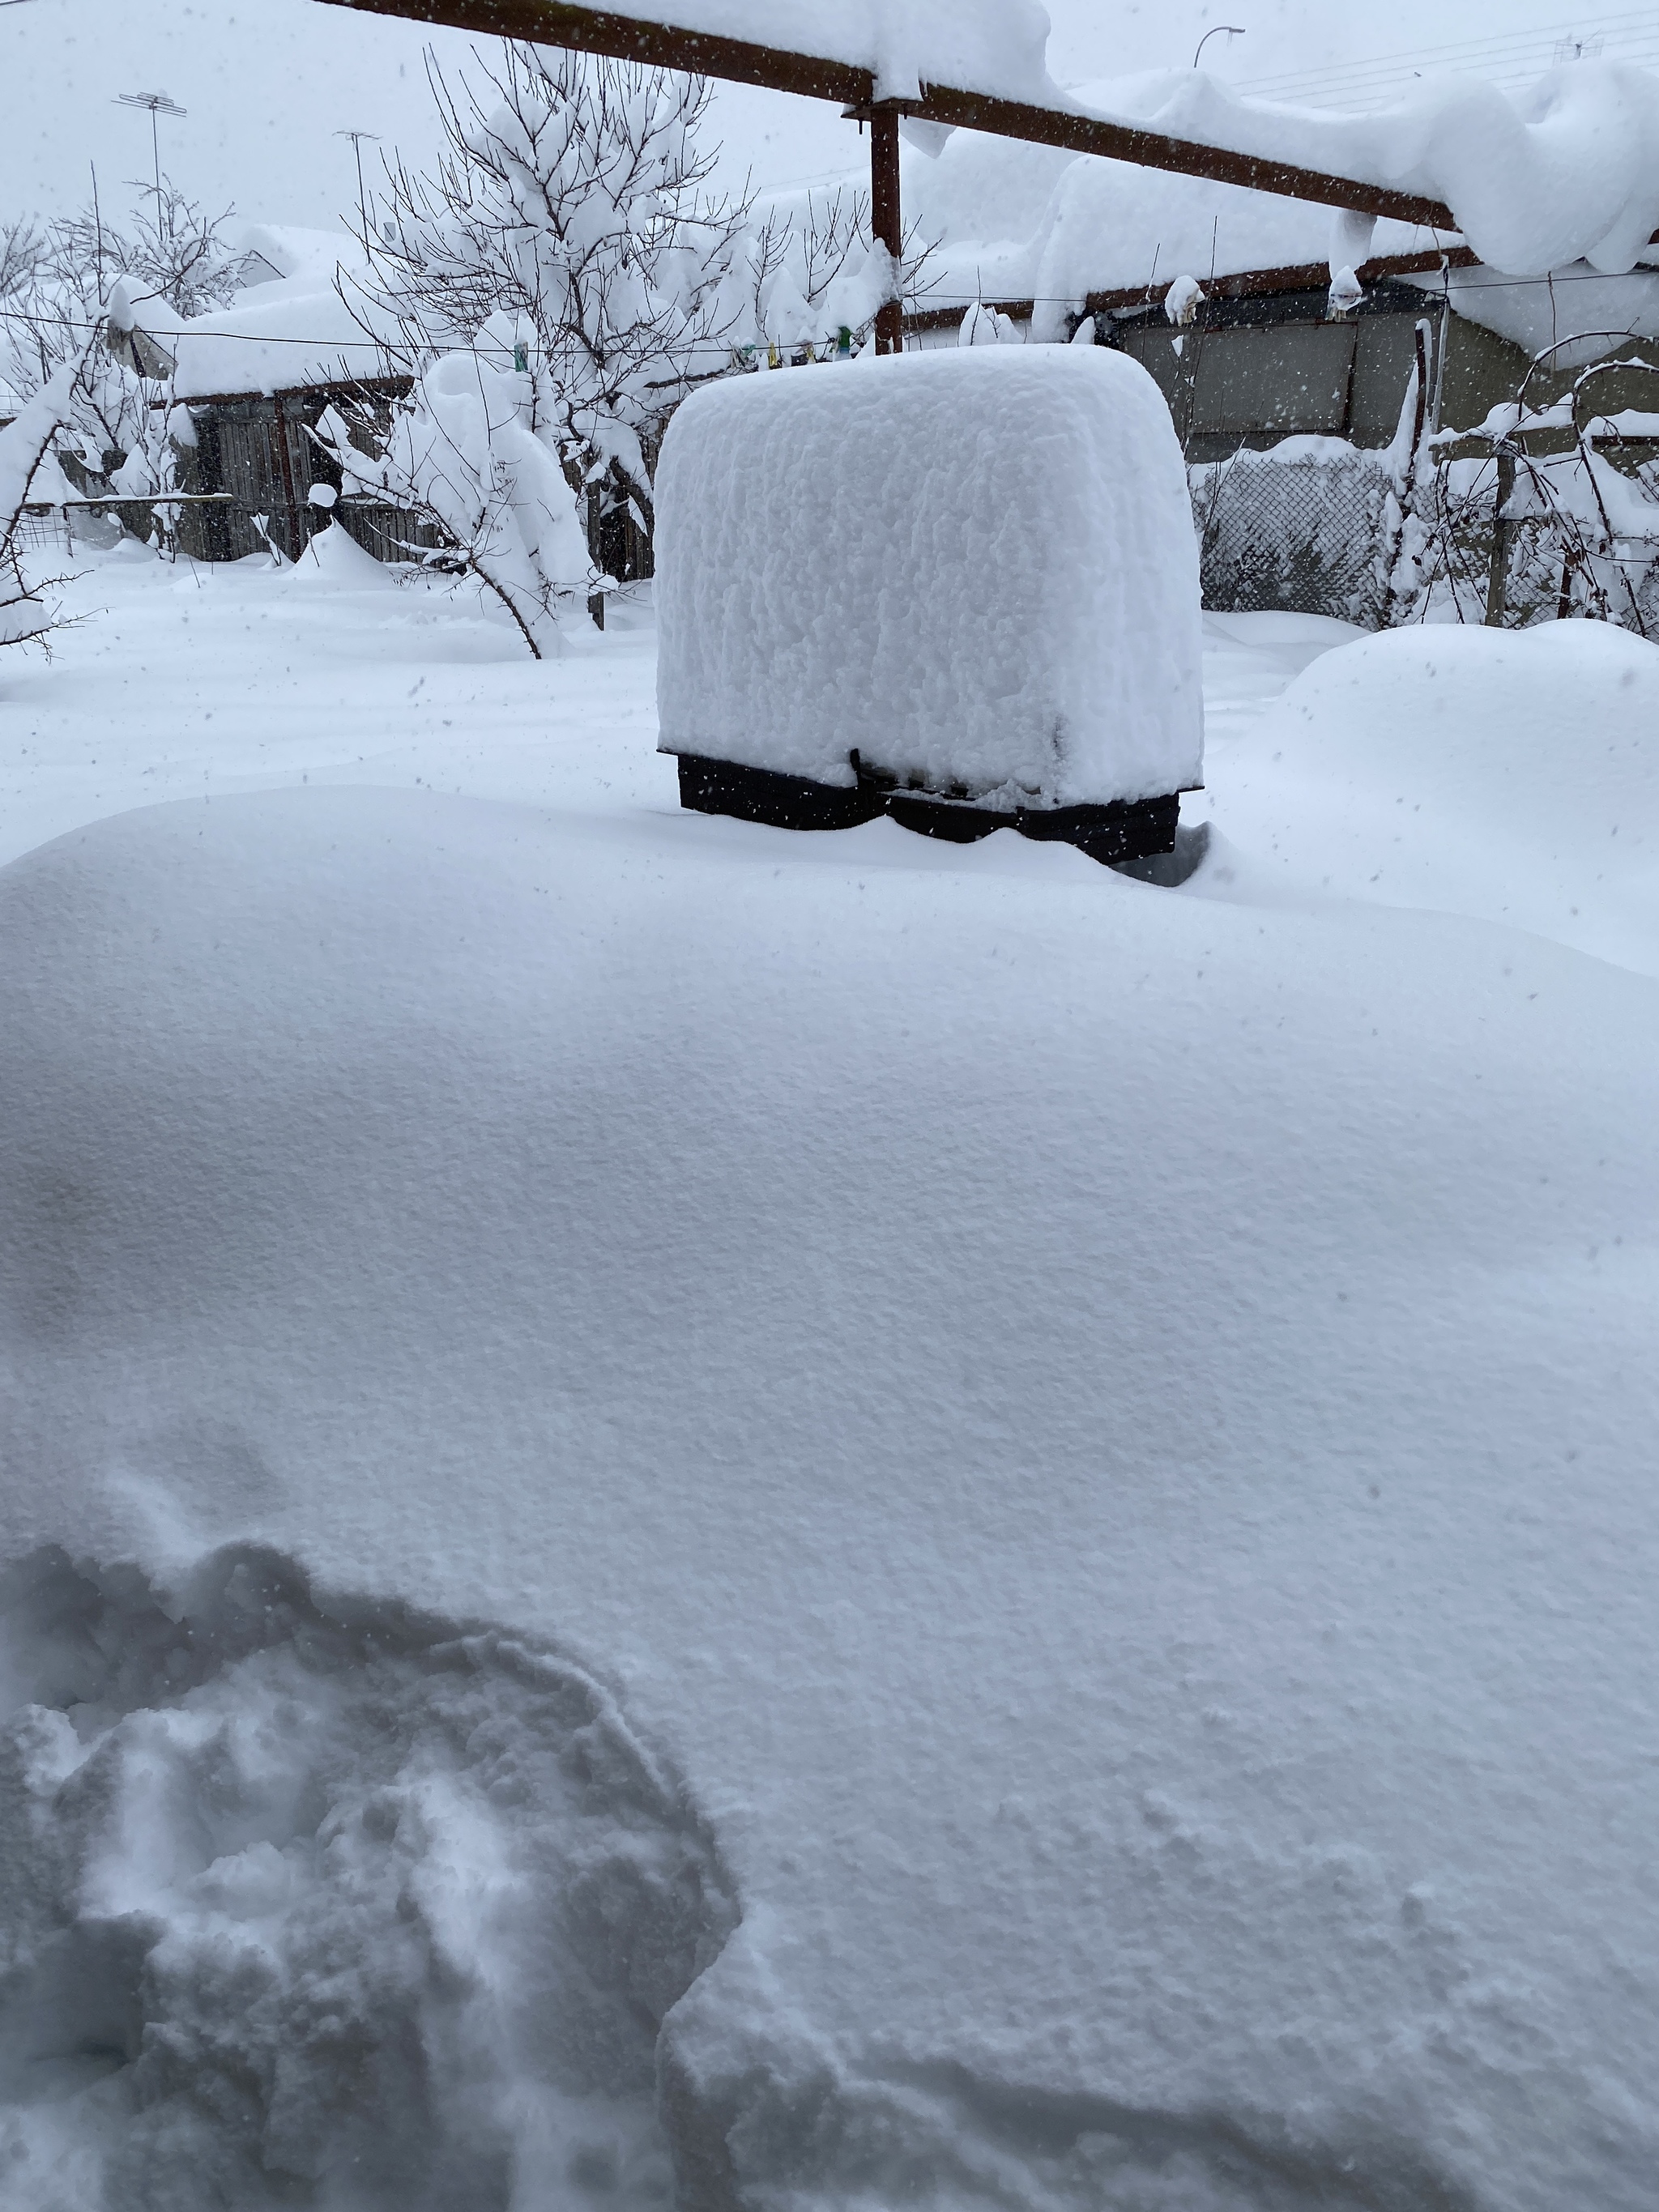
[1484,444,1516,627]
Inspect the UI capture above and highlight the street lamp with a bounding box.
[116,91,188,233]
[1192,25,1246,69]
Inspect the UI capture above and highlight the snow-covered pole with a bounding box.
[868,104,903,356]
[1379,320,1431,630]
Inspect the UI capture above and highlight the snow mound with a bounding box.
[655,347,1203,808]
[0,1544,737,2212]
[290,519,397,589]
[1215,621,1659,971]
[5,785,1659,2211]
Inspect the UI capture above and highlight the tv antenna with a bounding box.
[335,129,382,237]
[116,91,187,232]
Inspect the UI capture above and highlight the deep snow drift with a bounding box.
[1201,620,1659,972]
[655,347,1203,806]
[2,550,1659,2212]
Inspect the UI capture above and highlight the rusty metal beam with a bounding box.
[313,0,1464,228]
[315,0,872,100]
[1083,245,1482,313]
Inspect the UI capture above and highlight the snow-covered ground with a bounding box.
[3,533,1659,2212]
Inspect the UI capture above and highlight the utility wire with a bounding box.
[1235,8,1659,107]
[3,256,1659,375]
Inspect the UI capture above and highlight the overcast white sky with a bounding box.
[0,0,1632,236]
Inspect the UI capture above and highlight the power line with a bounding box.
[1239,9,1659,85]
[3,255,1659,367]
[1235,8,1659,107]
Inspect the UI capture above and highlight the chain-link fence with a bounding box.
[1189,445,1393,628]
[1188,437,1659,636]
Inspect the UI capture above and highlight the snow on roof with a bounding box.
[167,228,394,403]
[1074,59,1659,278]
[155,49,1659,395]
[1412,260,1659,360]
[902,115,1444,330]
[903,73,1659,346]
[558,7,1659,277]
[231,224,365,287]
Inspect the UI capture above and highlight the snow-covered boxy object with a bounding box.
[655,344,1203,862]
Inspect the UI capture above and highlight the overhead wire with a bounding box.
[1234,8,1659,108]
[3,252,1659,386]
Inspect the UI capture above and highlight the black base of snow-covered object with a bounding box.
[675,754,1183,868]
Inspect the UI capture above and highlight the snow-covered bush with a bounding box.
[0,352,96,654]
[2,179,245,515]
[314,343,593,658]
[1371,346,1659,633]
[347,44,940,612]
[957,300,1022,347]
[0,216,45,311]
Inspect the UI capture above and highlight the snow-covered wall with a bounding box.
[655,345,1203,808]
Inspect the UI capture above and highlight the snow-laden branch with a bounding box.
[313,351,595,659]
[0,344,96,654]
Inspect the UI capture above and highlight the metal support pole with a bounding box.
[1485,445,1516,628]
[870,106,903,356]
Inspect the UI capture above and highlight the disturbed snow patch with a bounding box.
[0,1545,737,2212]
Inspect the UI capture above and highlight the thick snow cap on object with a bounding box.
[655,347,1204,810]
